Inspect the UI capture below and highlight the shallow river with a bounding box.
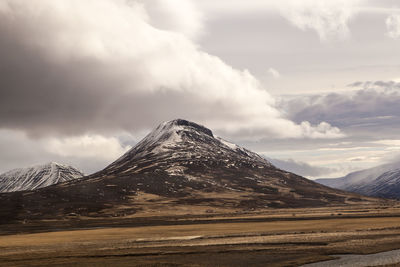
[302,249,400,267]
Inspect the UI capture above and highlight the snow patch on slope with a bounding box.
[216,136,239,150]
[106,119,273,174]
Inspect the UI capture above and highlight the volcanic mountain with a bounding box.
[0,162,84,193]
[0,119,378,222]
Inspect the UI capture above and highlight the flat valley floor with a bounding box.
[2,205,400,266]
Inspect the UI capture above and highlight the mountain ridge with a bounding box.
[0,162,84,193]
[316,162,400,199]
[0,119,381,223]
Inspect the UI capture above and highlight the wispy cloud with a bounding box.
[386,14,400,39]
[278,0,361,41]
[267,68,281,79]
[199,0,362,41]
[266,157,338,178]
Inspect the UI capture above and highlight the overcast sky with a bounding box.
[0,0,399,178]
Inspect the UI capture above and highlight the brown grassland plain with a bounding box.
[1,205,400,266]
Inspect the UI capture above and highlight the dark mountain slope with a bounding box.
[0,119,379,223]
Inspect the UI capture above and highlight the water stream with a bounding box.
[302,249,400,267]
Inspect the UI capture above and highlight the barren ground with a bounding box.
[1,205,400,266]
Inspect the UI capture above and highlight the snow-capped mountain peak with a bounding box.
[135,119,214,150]
[106,119,271,172]
[0,162,84,192]
[316,161,400,199]
[0,119,378,222]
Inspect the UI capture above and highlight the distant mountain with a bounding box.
[316,162,400,199]
[357,168,400,198]
[0,119,378,222]
[0,162,84,193]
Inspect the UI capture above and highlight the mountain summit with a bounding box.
[90,119,372,209]
[0,162,84,193]
[102,119,272,177]
[0,120,378,222]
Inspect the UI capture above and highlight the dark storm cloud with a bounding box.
[0,38,215,136]
[0,42,112,136]
[0,0,343,140]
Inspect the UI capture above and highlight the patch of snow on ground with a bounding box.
[216,137,238,150]
[165,166,187,176]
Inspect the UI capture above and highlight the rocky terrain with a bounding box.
[0,119,379,223]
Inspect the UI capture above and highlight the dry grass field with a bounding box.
[1,205,400,266]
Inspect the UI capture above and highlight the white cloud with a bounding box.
[372,139,400,146]
[141,0,204,40]
[278,0,360,41]
[261,146,381,178]
[46,135,131,160]
[266,157,338,178]
[300,121,344,139]
[386,14,400,39]
[0,129,131,174]
[0,0,343,140]
[267,67,281,79]
[199,0,361,41]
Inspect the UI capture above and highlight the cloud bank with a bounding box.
[0,0,342,141]
[0,129,130,174]
[267,157,337,178]
[279,81,400,138]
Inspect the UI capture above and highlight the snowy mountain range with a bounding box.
[0,119,378,223]
[0,162,84,193]
[316,162,400,199]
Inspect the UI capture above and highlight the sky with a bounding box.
[0,0,400,178]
